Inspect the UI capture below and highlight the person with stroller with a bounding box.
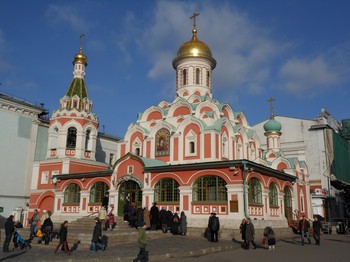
[42,211,53,245]
[54,221,70,255]
[28,209,40,240]
[3,215,15,252]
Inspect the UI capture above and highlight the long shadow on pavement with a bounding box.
[0,250,27,261]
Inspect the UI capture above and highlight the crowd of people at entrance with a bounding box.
[124,202,188,236]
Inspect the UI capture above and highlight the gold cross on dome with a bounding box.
[190,12,200,29]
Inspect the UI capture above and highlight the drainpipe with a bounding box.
[242,161,249,218]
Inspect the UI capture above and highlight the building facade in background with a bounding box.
[0,92,48,219]
[254,110,350,221]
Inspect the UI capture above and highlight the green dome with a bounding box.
[263,118,282,133]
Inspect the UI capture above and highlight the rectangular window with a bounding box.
[41,171,49,184]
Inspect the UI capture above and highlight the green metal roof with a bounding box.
[65,78,88,111]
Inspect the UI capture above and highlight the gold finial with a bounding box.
[79,33,85,53]
[268,97,276,119]
[190,12,200,29]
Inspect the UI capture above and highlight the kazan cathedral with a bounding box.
[28,15,311,231]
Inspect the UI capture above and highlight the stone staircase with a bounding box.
[18,216,167,249]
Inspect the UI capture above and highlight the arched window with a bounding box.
[206,71,210,87]
[269,183,278,206]
[182,69,187,86]
[154,178,180,203]
[155,128,170,156]
[85,129,91,151]
[189,141,195,154]
[135,148,140,156]
[195,68,200,84]
[89,182,109,204]
[248,178,262,204]
[51,127,59,149]
[64,183,81,204]
[192,176,227,202]
[284,187,293,220]
[66,127,77,148]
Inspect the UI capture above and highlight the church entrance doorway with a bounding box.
[284,187,293,221]
[117,180,142,216]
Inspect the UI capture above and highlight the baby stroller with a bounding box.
[13,229,32,250]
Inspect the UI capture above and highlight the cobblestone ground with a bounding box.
[1,233,349,262]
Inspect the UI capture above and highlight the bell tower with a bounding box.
[47,35,99,160]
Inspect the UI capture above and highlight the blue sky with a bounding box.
[1,0,349,137]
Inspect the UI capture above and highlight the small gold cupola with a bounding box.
[172,13,216,69]
[73,34,88,66]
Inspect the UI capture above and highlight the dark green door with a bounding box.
[118,180,142,216]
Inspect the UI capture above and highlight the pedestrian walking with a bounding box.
[298,215,311,245]
[3,215,15,252]
[208,212,220,242]
[263,226,276,250]
[90,217,106,252]
[133,221,148,262]
[42,211,53,245]
[312,216,322,245]
[54,221,70,255]
[239,218,247,248]
[244,218,257,249]
[108,207,116,231]
[28,209,40,240]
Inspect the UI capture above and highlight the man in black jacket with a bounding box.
[90,217,105,252]
[3,215,15,252]
[208,213,220,242]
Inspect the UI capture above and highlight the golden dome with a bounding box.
[73,47,87,66]
[172,28,216,69]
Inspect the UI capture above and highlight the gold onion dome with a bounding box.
[73,47,87,66]
[172,28,216,69]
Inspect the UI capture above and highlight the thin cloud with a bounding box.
[279,56,340,96]
[136,1,282,97]
[45,4,90,32]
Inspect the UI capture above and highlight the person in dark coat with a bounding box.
[170,212,180,235]
[312,216,322,245]
[208,213,220,242]
[54,221,70,255]
[239,218,247,248]
[179,211,187,236]
[90,217,106,252]
[102,192,109,210]
[159,208,168,233]
[3,215,15,252]
[244,218,257,249]
[263,226,276,250]
[298,215,311,245]
[42,212,53,245]
[150,202,159,231]
[135,206,144,227]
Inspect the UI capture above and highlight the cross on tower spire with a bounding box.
[268,97,276,119]
[79,33,85,52]
[190,12,200,29]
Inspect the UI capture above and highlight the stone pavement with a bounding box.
[1,233,349,262]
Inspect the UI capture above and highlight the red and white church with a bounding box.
[28,16,312,230]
